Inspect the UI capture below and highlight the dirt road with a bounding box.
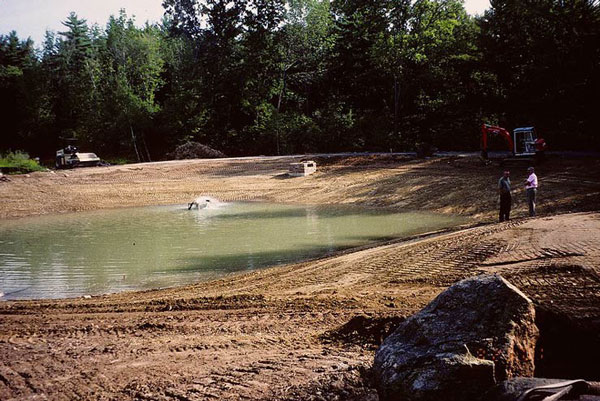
[1,155,599,400]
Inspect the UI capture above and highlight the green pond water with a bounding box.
[0,201,465,300]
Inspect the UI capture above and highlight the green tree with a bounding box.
[152,21,205,153]
[163,0,247,152]
[374,0,478,148]
[0,31,45,153]
[479,0,600,149]
[268,0,334,153]
[97,11,165,160]
[42,13,98,150]
[327,0,392,150]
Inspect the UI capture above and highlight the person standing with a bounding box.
[525,166,538,217]
[498,170,512,222]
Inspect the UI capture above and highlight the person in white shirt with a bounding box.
[525,167,538,217]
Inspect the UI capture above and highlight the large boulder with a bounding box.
[374,274,539,401]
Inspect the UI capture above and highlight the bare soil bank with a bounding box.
[2,154,599,221]
[1,154,599,400]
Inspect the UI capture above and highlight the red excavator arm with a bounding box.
[481,124,514,157]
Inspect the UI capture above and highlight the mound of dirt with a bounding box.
[321,315,406,349]
[167,141,226,159]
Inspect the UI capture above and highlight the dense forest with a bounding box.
[1,0,599,162]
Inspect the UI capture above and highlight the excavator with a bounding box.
[480,124,546,161]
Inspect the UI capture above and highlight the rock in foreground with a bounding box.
[373,274,539,401]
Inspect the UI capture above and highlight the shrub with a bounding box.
[0,151,46,173]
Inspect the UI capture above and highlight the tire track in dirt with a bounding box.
[1,153,599,400]
[478,213,600,328]
[1,214,598,400]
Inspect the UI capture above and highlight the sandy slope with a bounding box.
[1,154,599,220]
[0,154,599,400]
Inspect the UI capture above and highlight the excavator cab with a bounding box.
[512,127,537,156]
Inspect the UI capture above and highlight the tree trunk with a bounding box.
[141,132,152,162]
[130,125,141,163]
[394,75,400,141]
[277,67,288,113]
[275,68,288,156]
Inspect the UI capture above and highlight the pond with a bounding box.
[0,201,465,300]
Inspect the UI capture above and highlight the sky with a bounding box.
[0,0,491,46]
[0,0,165,45]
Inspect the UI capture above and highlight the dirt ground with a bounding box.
[1,154,599,400]
[2,153,599,221]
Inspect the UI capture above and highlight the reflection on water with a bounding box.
[0,203,464,300]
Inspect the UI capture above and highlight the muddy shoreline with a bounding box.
[1,154,599,400]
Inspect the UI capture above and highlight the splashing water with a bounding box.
[188,195,224,210]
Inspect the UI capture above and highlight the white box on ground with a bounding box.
[289,161,317,177]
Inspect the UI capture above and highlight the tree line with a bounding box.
[1,0,599,162]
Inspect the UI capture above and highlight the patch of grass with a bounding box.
[0,151,46,173]
[104,158,129,165]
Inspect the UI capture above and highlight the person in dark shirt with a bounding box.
[498,170,511,222]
